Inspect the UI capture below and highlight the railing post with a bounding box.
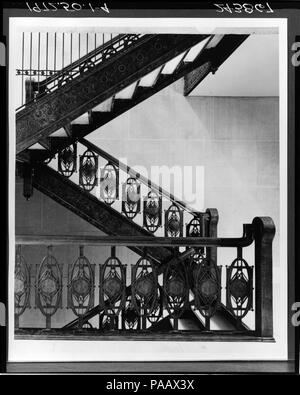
[206,208,219,263]
[253,217,275,338]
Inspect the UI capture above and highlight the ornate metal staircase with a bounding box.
[16,33,249,161]
[13,32,275,340]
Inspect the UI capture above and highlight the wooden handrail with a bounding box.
[15,224,253,248]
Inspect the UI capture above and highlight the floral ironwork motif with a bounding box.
[131,252,158,318]
[99,247,126,318]
[58,143,77,178]
[67,246,95,321]
[226,256,253,319]
[35,246,62,323]
[163,256,189,319]
[165,203,183,237]
[15,246,31,321]
[193,258,221,318]
[122,177,141,219]
[79,149,98,191]
[143,191,162,233]
[100,162,119,205]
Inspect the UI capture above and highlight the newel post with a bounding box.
[253,217,276,338]
[206,208,219,263]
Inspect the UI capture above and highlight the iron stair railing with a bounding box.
[16,33,142,111]
[15,217,275,340]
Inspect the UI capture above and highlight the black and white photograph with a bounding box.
[1,1,299,377]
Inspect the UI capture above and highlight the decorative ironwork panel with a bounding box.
[122,177,141,219]
[186,214,205,253]
[35,246,62,319]
[99,247,126,316]
[15,246,31,318]
[131,252,158,318]
[100,162,119,205]
[163,257,189,319]
[122,296,140,330]
[143,191,162,233]
[193,258,221,319]
[58,143,77,178]
[79,149,98,191]
[164,203,183,237]
[226,257,253,319]
[67,246,95,319]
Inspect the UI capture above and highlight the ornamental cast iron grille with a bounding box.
[193,257,221,319]
[100,162,119,205]
[14,245,31,328]
[99,247,126,325]
[186,214,206,287]
[165,203,183,237]
[226,249,253,319]
[67,246,95,327]
[122,177,141,219]
[131,250,159,326]
[163,251,189,322]
[35,246,62,328]
[79,149,98,191]
[15,216,275,339]
[143,191,162,233]
[58,143,77,178]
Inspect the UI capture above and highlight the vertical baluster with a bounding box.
[62,32,65,69]
[21,32,24,105]
[37,32,40,93]
[29,32,32,98]
[54,32,56,72]
[46,32,48,75]
[70,32,73,64]
[78,32,81,59]
[206,208,219,264]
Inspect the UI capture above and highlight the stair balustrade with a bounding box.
[43,138,216,244]
[14,216,275,341]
